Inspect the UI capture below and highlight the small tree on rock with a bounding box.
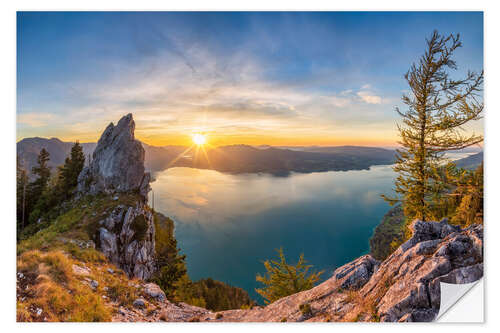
[256,248,323,304]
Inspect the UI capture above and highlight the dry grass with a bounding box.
[341,273,393,322]
[16,193,151,322]
[16,250,133,322]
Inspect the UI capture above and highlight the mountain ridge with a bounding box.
[18,137,397,176]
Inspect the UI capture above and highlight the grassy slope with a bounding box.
[16,193,146,322]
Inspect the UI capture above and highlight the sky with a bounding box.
[17,12,484,147]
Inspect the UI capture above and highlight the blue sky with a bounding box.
[17,12,484,146]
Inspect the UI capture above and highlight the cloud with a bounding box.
[17,113,55,127]
[17,46,399,145]
[357,91,382,104]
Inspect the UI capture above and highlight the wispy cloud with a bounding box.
[357,91,383,105]
[17,113,55,127]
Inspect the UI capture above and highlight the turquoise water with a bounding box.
[150,165,397,302]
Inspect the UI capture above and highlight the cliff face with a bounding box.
[97,202,156,280]
[77,114,155,280]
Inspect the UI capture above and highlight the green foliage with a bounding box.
[191,278,253,312]
[373,161,483,260]
[450,163,483,226]
[369,205,408,260]
[435,162,484,227]
[30,148,51,196]
[170,275,254,311]
[299,303,312,316]
[58,142,86,200]
[256,248,323,304]
[151,212,187,299]
[20,142,86,231]
[16,156,29,236]
[131,214,148,241]
[26,148,52,225]
[172,274,207,308]
[383,31,483,222]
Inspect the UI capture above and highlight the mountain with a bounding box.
[454,152,483,170]
[18,139,396,176]
[16,137,96,176]
[187,145,396,176]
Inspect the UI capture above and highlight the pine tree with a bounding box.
[27,148,51,225]
[255,248,323,304]
[16,156,29,233]
[383,31,483,221]
[29,148,50,196]
[59,142,85,198]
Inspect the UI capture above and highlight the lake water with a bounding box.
[150,165,398,302]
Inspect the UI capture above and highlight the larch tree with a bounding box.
[383,31,483,221]
[255,248,323,304]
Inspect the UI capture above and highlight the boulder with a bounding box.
[133,298,146,309]
[143,283,167,302]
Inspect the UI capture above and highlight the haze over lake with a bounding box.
[150,165,397,302]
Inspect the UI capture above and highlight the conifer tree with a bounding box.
[255,248,323,304]
[59,142,85,198]
[383,31,483,221]
[16,156,28,233]
[29,149,51,202]
[26,148,51,225]
[448,163,483,226]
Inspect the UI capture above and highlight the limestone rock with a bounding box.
[72,264,91,276]
[143,283,167,302]
[96,203,156,280]
[77,113,151,200]
[360,220,483,322]
[333,254,379,290]
[133,298,146,309]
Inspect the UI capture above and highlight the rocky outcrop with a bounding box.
[97,202,156,280]
[333,255,379,290]
[193,220,482,322]
[77,113,151,199]
[75,114,156,280]
[365,220,483,322]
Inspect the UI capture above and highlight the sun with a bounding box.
[192,133,207,145]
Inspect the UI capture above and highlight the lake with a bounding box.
[149,165,398,302]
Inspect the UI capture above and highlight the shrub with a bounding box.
[299,303,312,317]
[131,214,148,241]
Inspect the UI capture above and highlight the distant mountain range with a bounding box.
[453,152,483,170]
[16,137,97,177]
[17,137,484,177]
[17,137,400,176]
